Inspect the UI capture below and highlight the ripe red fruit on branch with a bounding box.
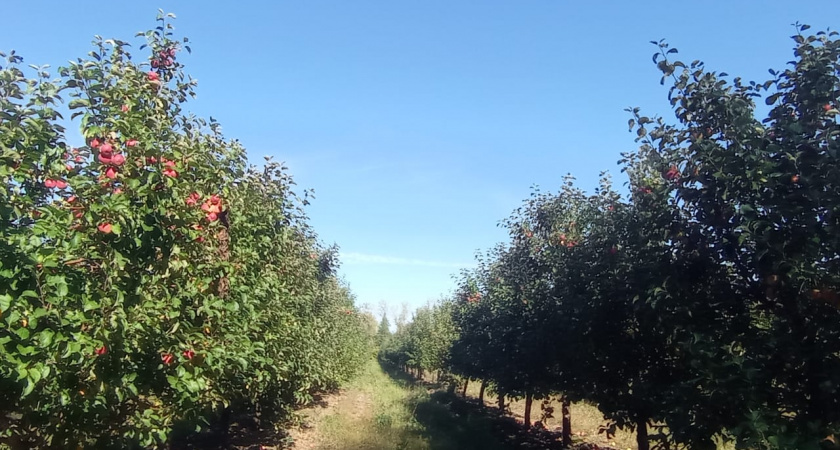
[121,104,129,113]
[664,166,680,181]
[98,144,115,164]
[98,223,113,234]
[95,346,107,356]
[183,350,195,360]
[125,139,138,147]
[148,71,160,81]
[55,180,67,189]
[206,212,218,222]
[44,179,57,188]
[161,353,174,365]
[824,104,832,112]
[105,167,118,179]
[201,196,223,214]
[163,168,178,178]
[186,192,201,206]
[112,154,126,166]
[90,138,101,149]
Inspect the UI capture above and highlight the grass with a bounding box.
[460,380,736,450]
[292,359,426,449]
[290,364,736,450]
[289,360,513,450]
[461,381,636,450]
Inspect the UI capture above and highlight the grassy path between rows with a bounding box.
[287,360,512,450]
[284,359,742,450]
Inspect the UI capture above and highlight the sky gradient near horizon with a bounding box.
[2,1,838,319]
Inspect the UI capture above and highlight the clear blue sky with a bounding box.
[3,1,837,319]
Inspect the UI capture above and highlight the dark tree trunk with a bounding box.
[636,417,649,450]
[524,393,533,429]
[478,380,487,405]
[219,405,232,446]
[561,396,572,447]
[498,392,506,412]
[462,378,469,397]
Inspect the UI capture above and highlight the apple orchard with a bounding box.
[2,11,840,450]
[0,12,372,448]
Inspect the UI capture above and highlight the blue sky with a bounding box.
[3,1,837,319]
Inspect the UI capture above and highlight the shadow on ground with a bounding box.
[379,362,563,450]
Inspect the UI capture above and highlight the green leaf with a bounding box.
[0,294,11,312]
[22,379,35,397]
[37,329,55,347]
[28,367,41,383]
[15,327,30,340]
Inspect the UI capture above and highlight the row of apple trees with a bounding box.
[378,301,456,381]
[388,26,840,450]
[0,13,374,449]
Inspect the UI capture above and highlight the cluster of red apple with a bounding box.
[555,233,577,248]
[150,46,178,77]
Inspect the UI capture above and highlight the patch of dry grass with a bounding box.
[288,360,429,450]
[457,379,736,450]
[459,381,636,450]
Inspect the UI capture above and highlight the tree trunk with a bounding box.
[498,392,506,412]
[561,396,572,447]
[636,417,649,450]
[462,378,469,397]
[478,380,487,405]
[219,405,232,446]
[524,393,533,429]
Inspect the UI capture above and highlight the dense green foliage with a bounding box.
[380,302,457,379]
[0,13,373,448]
[388,26,840,450]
